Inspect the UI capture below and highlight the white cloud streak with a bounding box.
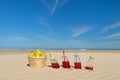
[36,35,56,42]
[51,0,59,16]
[38,17,50,29]
[41,0,69,16]
[41,0,51,10]
[70,27,92,38]
[102,21,120,32]
[99,33,120,39]
[59,0,69,7]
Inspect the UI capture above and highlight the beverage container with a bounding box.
[50,54,60,68]
[84,52,94,71]
[62,61,70,68]
[85,66,93,70]
[74,52,82,69]
[51,63,60,68]
[62,51,70,68]
[74,62,81,69]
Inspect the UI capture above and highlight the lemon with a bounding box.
[35,52,40,57]
[35,49,42,54]
[29,49,46,58]
[41,54,46,58]
[29,52,36,57]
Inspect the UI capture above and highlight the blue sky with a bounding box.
[0,0,120,49]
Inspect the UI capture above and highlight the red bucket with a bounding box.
[51,63,60,68]
[74,62,82,69]
[62,61,70,68]
[85,66,93,70]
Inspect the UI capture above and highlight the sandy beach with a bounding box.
[0,50,120,80]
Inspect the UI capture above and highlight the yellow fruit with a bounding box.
[35,52,39,57]
[29,52,36,57]
[39,53,45,57]
[42,54,46,58]
[35,49,42,54]
[29,49,46,58]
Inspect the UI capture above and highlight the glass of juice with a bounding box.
[74,62,82,69]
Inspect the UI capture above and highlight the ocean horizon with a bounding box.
[0,48,119,50]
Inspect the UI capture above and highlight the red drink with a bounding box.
[85,66,93,70]
[51,63,60,68]
[62,61,70,68]
[74,62,82,69]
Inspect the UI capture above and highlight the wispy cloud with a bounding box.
[0,36,28,41]
[38,17,50,29]
[102,21,120,32]
[103,40,120,44]
[51,0,69,15]
[9,36,28,41]
[36,35,56,42]
[59,0,69,7]
[51,0,59,16]
[41,0,69,16]
[66,39,83,46]
[99,32,120,39]
[0,36,29,47]
[70,27,92,38]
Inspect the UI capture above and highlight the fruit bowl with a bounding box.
[28,49,47,68]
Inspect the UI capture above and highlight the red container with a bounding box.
[85,66,93,70]
[62,61,70,68]
[74,62,82,69]
[51,63,60,68]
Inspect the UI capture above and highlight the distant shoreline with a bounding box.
[0,49,120,55]
[0,48,120,50]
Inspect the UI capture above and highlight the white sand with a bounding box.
[0,50,120,80]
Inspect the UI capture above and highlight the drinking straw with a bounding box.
[90,59,93,68]
[63,50,65,61]
[90,52,94,68]
[92,52,94,56]
[63,50,65,55]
